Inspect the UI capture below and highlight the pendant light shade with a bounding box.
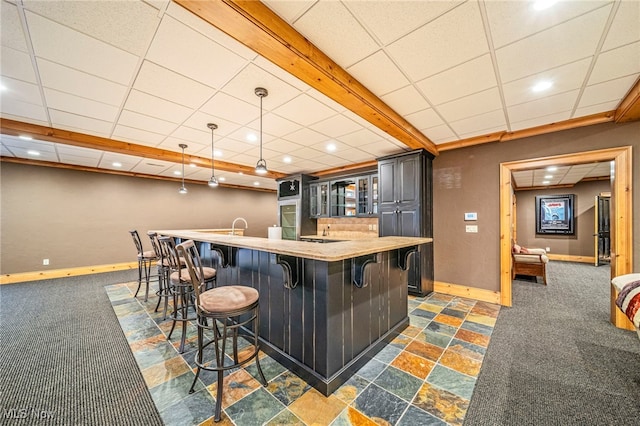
[255,87,268,175]
[207,123,218,187]
[178,143,188,194]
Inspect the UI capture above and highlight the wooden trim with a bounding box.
[434,281,501,304]
[173,0,438,156]
[0,118,287,179]
[615,77,640,123]
[437,112,615,152]
[500,147,633,331]
[547,254,596,264]
[0,157,277,193]
[0,262,138,285]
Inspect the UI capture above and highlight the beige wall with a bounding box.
[433,120,639,292]
[515,180,611,256]
[0,163,278,274]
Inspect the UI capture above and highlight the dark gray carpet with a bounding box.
[464,262,640,425]
[0,270,163,425]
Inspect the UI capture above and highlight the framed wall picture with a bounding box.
[535,194,575,235]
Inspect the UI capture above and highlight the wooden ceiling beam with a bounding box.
[174,0,438,157]
[614,77,640,123]
[0,118,287,179]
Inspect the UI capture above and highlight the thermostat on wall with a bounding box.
[464,212,477,221]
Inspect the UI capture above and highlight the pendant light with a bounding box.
[254,87,268,175]
[207,123,219,187]
[178,143,188,194]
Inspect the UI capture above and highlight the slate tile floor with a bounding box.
[106,282,499,426]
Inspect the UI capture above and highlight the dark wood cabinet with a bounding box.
[310,172,377,218]
[378,149,433,296]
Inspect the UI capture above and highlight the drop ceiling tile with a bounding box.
[334,147,377,163]
[199,92,258,125]
[23,0,160,55]
[43,88,119,122]
[118,109,179,135]
[208,136,253,155]
[0,46,37,83]
[225,125,275,146]
[247,113,299,138]
[358,140,404,157]
[0,145,15,157]
[0,136,54,152]
[253,56,308,92]
[220,64,300,110]
[49,108,112,137]
[309,114,362,138]
[37,58,128,107]
[449,109,506,136]
[574,100,619,118]
[510,110,572,132]
[347,50,409,96]
[1,98,48,122]
[293,1,379,68]
[425,124,457,144]
[262,0,315,23]
[580,74,639,108]
[309,140,351,155]
[405,108,444,131]
[165,1,258,61]
[602,0,640,51]
[130,160,173,175]
[1,76,42,105]
[282,127,328,145]
[263,139,304,154]
[113,124,166,147]
[55,144,102,159]
[436,87,502,123]
[338,128,384,148]
[1,1,28,52]
[158,136,221,156]
[495,5,612,83]
[272,94,336,126]
[169,126,211,148]
[288,145,326,160]
[381,85,430,116]
[57,153,100,168]
[589,41,640,85]
[458,124,506,140]
[124,90,193,124]
[387,1,488,81]
[26,11,138,85]
[346,0,463,45]
[485,1,609,49]
[503,58,591,106]
[11,148,58,162]
[142,0,170,11]
[147,15,247,89]
[416,54,497,106]
[508,90,578,123]
[134,61,216,108]
[309,154,351,167]
[181,112,242,139]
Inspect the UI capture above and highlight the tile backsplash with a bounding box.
[316,217,378,237]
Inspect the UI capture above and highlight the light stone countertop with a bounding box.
[154,229,432,262]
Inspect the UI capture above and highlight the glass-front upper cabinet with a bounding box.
[356,174,379,216]
[309,182,329,218]
[331,178,356,217]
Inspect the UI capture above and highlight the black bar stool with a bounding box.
[176,239,266,422]
[148,232,171,320]
[129,230,158,302]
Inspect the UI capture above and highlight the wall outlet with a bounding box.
[372,224,377,231]
[545,247,551,252]
[465,225,478,233]
[368,224,373,230]
[43,258,49,265]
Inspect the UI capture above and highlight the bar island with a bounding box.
[155,229,433,395]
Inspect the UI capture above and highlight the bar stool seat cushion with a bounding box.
[170,267,216,285]
[138,250,158,260]
[199,285,258,313]
[162,256,186,267]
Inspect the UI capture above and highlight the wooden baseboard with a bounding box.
[547,254,596,263]
[434,281,501,304]
[0,262,138,285]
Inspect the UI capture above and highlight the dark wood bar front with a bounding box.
[156,231,432,395]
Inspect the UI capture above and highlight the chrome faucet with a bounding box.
[231,217,248,236]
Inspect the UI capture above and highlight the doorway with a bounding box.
[499,147,633,328]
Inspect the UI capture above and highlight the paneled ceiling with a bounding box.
[1,0,638,190]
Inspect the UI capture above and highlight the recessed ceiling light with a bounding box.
[27,150,40,156]
[283,156,292,164]
[546,166,558,172]
[544,175,553,179]
[0,83,7,91]
[19,135,33,141]
[326,143,337,152]
[214,150,222,157]
[189,163,196,168]
[174,170,181,176]
[112,162,122,167]
[238,171,244,175]
[532,80,553,92]
[246,133,258,143]
[533,0,557,11]
[542,180,551,185]
[218,176,226,182]
[254,181,260,186]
